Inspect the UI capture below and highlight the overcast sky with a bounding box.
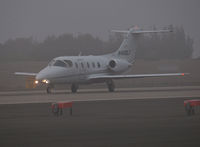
[0,0,200,58]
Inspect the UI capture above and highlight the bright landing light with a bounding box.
[34,80,39,84]
[42,79,50,84]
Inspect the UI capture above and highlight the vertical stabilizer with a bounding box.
[111,27,172,64]
[112,28,137,63]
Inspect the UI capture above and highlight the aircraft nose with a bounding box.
[36,66,67,82]
[36,67,49,80]
[35,73,42,81]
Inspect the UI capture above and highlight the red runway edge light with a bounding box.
[51,101,73,116]
[184,99,200,116]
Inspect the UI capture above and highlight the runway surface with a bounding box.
[0,86,200,147]
[0,86,200,104]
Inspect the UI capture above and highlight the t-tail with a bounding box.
[111,27,172,64]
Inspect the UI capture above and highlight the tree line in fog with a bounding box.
[0,26,193,61]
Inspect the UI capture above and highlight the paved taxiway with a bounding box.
[0,86,200,147]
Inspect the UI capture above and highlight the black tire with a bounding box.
[46,87,52,94]
[71,84,78,93]
[107,80,115,92]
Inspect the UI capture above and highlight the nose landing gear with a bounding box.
[46,84,79,94]
[46,84,54,94]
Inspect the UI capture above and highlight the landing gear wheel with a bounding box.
[46,84,54,94]
[46,86,52,94]
[71,84,78,93]
[106,80,115,92]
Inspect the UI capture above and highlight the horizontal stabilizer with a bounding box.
[131,29,172,34]
[111,29,172,34]
[111,30,130,33]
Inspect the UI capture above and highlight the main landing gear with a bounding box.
[106,80,115,92]
[71,84,79,93]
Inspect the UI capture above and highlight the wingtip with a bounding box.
[181,73,190,76]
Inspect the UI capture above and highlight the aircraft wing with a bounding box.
[88,73,188,80]
[14,72,37,76]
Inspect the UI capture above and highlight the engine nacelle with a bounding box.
[108,59,130,72]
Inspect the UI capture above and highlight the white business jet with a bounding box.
[15,27,186,93]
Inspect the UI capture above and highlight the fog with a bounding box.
[0,0,200,57]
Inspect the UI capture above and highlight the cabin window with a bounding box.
[92,62,95,68]
[87,62,90,68]
[64,60,73,67]
[75,62,78,68]
[97,62,101,68]
[53,60,66,67]
[81,62,84,68]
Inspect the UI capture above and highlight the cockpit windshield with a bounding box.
[48,59,73,68]
[48,60,66,67]
[54,60,66,67]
